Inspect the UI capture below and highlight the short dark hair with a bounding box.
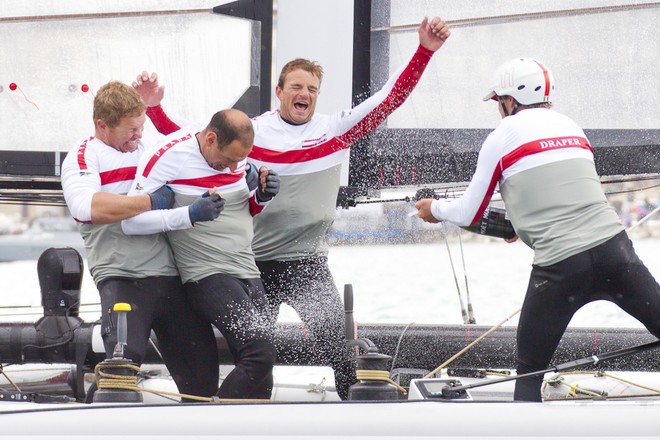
[207,109,254,150]
[500,95,552,110]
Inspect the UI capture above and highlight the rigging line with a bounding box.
[451,185,475,324]
[424,306,522,379]
[544,371,660,394]
[0,302,100,310]
[441,339,660,396]
[0,311,47,318]
[372,2,660,32]
[456,230,476,324]
[148,334,164,361]
[601,174,660,184]
[544,392,660,401]
[390,321,414,373]
[442,222,469,325]
[606,182,660,196]
[0,366,22,392]
[626,205,660,232]
[0,8,214,23]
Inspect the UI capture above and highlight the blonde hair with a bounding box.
[93,81,146,128]
[277,58,324,89]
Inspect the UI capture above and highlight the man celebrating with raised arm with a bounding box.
[134,16,450,400]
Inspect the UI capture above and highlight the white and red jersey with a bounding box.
[122,124,265,282]
[431,108,623,266]
[61,137,178,283]
[147,45,435,261]
[249,45,434,260]
[62,136,139,222]
[249,45,433,177]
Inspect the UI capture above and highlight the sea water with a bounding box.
[1,236,657,328]
[325,237,658,328]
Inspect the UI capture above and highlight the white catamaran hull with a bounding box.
[0,398,658,439]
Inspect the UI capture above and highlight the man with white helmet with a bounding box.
[415,58,660,401]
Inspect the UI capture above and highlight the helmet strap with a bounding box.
[498,96,522,117]
[498,96,511,117]
[511,101,521,115]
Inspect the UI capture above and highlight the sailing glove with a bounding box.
[256,170,280,203]
[188,191,224,224]
[149,185,175,210]
[245,162,259,192]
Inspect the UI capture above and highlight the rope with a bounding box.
[442,223,469,324]
[457,230,476,324]
[555,378,605,398]
[94,363,140,390]
[626,205,660,232]
[542,371,660,397]
[424,307,522,379]
[356,369,407,394]
[390,322,414,372]
[599,371,660,394]
[93,362,272,403]
[544,393,660,401]
[372,3,660,32]
[0,365,22,392]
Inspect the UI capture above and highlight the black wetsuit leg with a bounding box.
[590,231,660,337]
[185,274,275,400]
[514,231,660,402]
[98,276,219,399]
[257,257,357,401]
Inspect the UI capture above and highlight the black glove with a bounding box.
[256,170,280,202]
[413,188,439,201]
[244,162,259,192]
[188,191,225,223]
[149,185,175,210]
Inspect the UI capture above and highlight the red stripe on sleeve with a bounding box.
[248,193,265,216]
[142,134,192,177]
[76,136,94,170]
[147,105,181,135]
[249,45,433,165]
[337,45,432,145]
[468,173,500,226]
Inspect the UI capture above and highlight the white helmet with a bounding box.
[483,58,555,105]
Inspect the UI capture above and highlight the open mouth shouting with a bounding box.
[276,68,320,125]
[293,101,309,113]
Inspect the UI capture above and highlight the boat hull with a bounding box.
[0,399,658,438]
